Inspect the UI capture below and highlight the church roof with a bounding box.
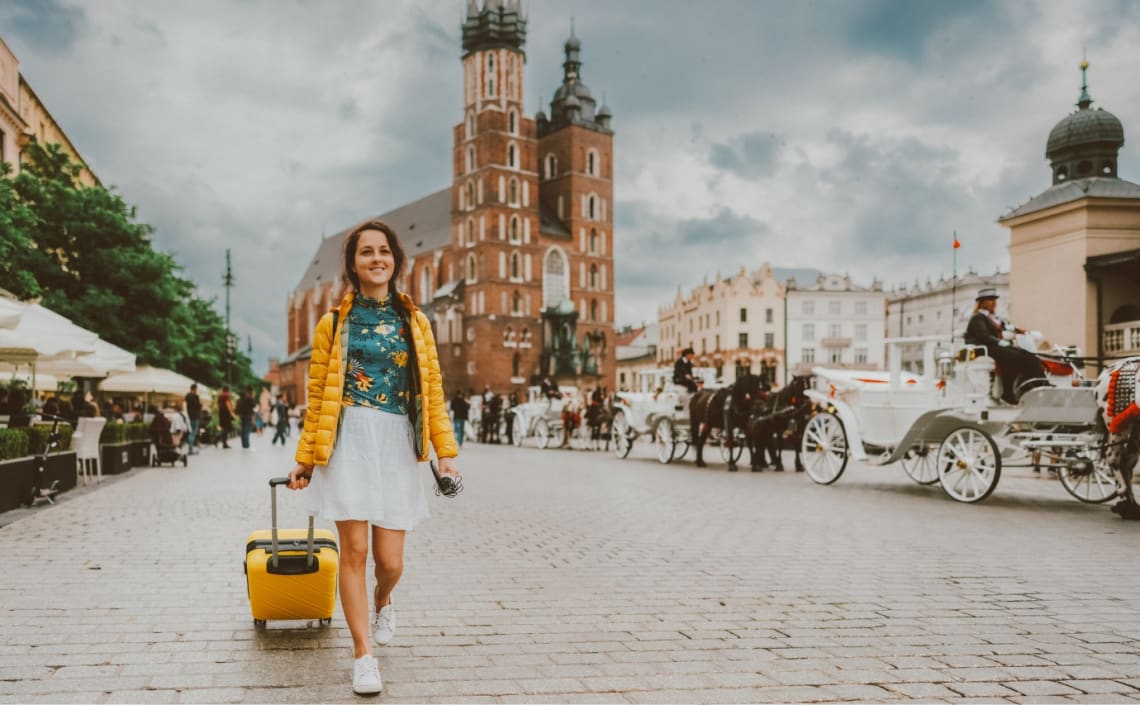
[1000,177,1140,221]
[294,187,452,293]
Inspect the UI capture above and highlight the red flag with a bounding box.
[953,237,961,249]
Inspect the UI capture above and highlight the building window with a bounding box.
[764,332,774,349]
[510,252,521,279]
[543,248,569,308]
[465,219,475,246]
[544,154,556,179]
[466,113,475,139]
[512,290,521,314]
[855,324,867,341]
[829,301,841,315]
[587,149,597,176]
[504,326,515,346]
[830,349,842,364]
[803,301,815,314]
[588,195,596,219]
[738,332,748,348]
[855,348,868,364]
[739,307,747,323]
[466,182,475,210]
[508,178,518,205]
[735,359,750,379]
[830,323,841,339]
[589,264,598,289]
[802,347,815,364]
[509,216,520,242]
[855,301,867,315]
[590,299,598,321]
[508,108,517,134]
[466,254,477,283]
[589,228,598,254]
[803,323,815,341]
[486,54,495,96]
[466,147,474,173]
[420,266,432,303]
[508,144,517,168]
[765,308,773,323]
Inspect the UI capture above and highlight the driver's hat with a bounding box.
[975,287,999,301]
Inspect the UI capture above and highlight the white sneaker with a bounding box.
[352,655,382,695]
[372,603,395,645]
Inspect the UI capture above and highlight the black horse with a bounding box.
[747,376,820,470]
[585,399,611,451]
[691,373,768,471]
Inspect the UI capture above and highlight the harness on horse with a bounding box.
[1105,360,1140,434]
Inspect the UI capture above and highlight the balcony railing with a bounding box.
[821,337,852,348]
[1104,320,1140,355]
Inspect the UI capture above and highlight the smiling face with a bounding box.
[353,229,396,298]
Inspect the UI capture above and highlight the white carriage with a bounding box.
[610,368,744,464]
[507,385,584,449]
[800,335,1115,504]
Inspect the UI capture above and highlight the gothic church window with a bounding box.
[466,219,475,246]
[509,216,520,242]
[589,229,598,254]
[508,143,517,168]
[508,109,517,134]
[513,290,522,314]
[589,264,598,289]
[543,248,569,308]
[486,54,495,97]
[544,154,556,180]
[466,254,477,283]
[509,177,519,205]
[587,149,597,176]
[510,251,520,279]
[466,147,475,173]
[588,195,596,220]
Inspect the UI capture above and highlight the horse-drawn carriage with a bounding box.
[799,335,1137,509]
[610,368,774,466]
[507,385,579,449]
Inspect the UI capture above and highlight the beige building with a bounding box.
[785,272,886,378]
[999,61,1140,371]
[657,263,811,387]
[614,323,657,392]
[0,36,98,186]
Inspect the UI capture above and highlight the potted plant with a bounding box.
[99,421,134,475]
[0,428,33,513]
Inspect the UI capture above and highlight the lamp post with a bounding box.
[223,249,235,385]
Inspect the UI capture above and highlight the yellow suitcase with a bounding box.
[244,477,339,626]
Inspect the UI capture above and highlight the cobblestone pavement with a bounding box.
[2,431,1140,704]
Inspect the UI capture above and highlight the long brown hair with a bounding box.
[341,218,408,315]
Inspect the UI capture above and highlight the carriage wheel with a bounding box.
[718,427,746,464]
[654,417,677,464]
[511,416,524,447]
[674,439,690,460]
[937,427,1001,503]
[1059,457,1118,504]
[900,443,939,485]
[534,419,552,449]
[611,411,633,459]
[801,412,848,485]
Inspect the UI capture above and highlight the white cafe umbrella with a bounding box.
[4,369,60,392]
[0,297,24,329]
[0,301,98,391]
[34,338,136,378]
[100,365,211,414]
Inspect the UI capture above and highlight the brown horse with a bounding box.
[690,373,768,471]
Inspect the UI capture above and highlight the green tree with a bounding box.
[2,142,259,387]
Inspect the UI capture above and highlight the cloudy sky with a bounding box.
[3,0,1139,372]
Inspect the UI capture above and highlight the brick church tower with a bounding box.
[451,0,616,394]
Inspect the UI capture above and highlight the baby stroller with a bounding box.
[150,410,188,467]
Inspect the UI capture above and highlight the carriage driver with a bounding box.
[673,347,699,395]
[964,288,1046,405]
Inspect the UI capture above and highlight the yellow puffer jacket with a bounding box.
[295,291,458,467]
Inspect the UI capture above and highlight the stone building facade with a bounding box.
[785,273,886,378]
[281,1,616,405]
[0,36,98,186]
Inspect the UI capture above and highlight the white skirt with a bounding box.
[304,405,430,531]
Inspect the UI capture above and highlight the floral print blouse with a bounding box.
[342,293,410,415]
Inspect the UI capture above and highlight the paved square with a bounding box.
[2,434,1139,703]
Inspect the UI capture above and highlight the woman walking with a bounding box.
[287,219,460,695]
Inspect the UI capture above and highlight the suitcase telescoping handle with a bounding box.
[268,477,316,570]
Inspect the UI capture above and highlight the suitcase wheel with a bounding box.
[254,619,266,629]
[320,618,332,626]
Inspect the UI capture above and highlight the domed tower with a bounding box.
[999,59,1140,373]
[452,0,544,393]
[534,24,616,388]
[1045,60,1125,184]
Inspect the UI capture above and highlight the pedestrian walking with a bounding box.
[235,387,256,450]
[449,389,469,448]
[271,393,289,446]
[185,383,202,455]
[217,385,234,449]
[286,218,460,696]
